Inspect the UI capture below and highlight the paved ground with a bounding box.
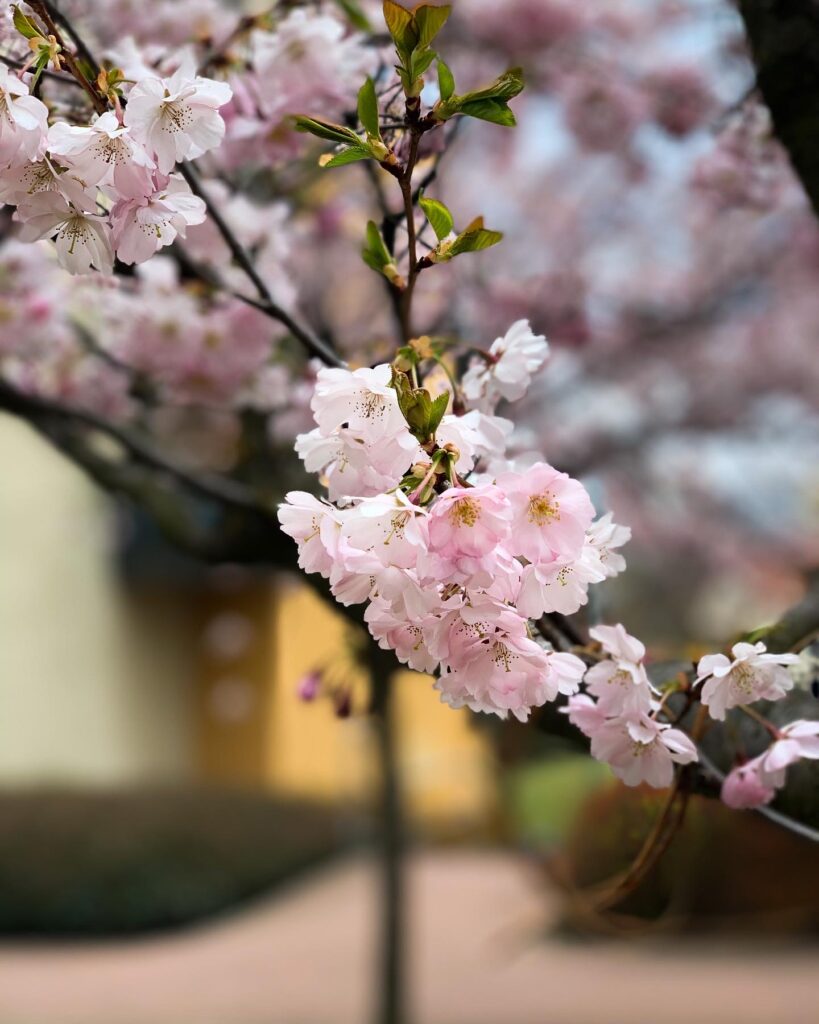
[0,851,817,1024]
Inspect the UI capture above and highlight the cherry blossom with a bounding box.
[590,714,698,788]
[426,484,512,576]
[0,64,48,163]
[696,641,799,721]
[124,59,232,173]
[310,364,410,440]
[721,762,776,810]
[277,491,341,577]
[15,192,114,275]
[753,720,819,789]
[110,173,206,264]
[584,623,654,716]
[462,320,549,411]
[499,461,595,563]
[47,111,155,196]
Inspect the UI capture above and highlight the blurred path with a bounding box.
[0,851,817,1024]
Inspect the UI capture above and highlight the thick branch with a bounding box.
[738,0,819,217]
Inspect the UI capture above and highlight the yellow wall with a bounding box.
[198,575,498,833]
[0,414,497,832]
[0,415,198,785]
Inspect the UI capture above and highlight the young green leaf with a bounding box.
[463,67,525,103]
[12,4,41,39]
[383,0,417,54]
[459,98,517,127]
[413,3,452,48]
[434,67,525,125]
[437,59,455,102]
[357,77,381,139]
[319,147,372,169]
[292,116,363,145]
[409,47,437,83]
[427,391,450,437]
[362,221,405,286]
[448,217,504,256]
[419,193,454,241]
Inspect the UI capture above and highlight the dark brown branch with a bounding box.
[0,378,269,516]
[738,0,819,218]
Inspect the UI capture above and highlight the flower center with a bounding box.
[450,496,480,527]
[527,491,560,525]
[383,511,409,545]
[730,662,756,695]
[160,100,194,134]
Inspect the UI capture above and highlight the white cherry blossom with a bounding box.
[462,319,549,411]
[15,192,113,275]
[125,60,232,173]
[696,641,798,721]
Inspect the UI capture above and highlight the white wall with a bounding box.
[0,415,198,785]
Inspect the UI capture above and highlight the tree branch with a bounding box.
[738,0,819,217]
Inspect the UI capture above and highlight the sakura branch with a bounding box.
[0,0,816,871]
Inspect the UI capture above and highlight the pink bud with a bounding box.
[721,763,776,810]
[297,670,322,702]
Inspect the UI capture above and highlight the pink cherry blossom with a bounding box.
[111,173,206,264]
[562,693,608,738]
[720,762,776,810]
[498,461,595,564]
[696,641,799,721]
[436,617,552,722]
[517,552,606,618]
[754,720,819,789]
[364,596,440,674]
[340,491,429,570]
[584,624,653,716]
[295,425,420,503]
[590,714,698,788]
[426,484,512,574]
[584,512,631,578]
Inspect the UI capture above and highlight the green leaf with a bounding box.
[459,98,517,127]
[332,0,372,31]
[419,193,454,241]
[292,115,362,145]
[357,77,381,139]
[435,67,525,125]
[390,368,450,444]
[413,3,451,48]
[12,4,41,39]
[383,0,417,53]
[427,391,450,436]
[448,218,503,256]
[463,67,524,103]
[364,220,391,267]
[437,59,455,102]
[320,147,372,168]
[409,46,437,83]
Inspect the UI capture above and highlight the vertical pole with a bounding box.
[368,643,407,1024]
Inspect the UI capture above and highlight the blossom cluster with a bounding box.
[280,321,633,723]
[0,57,231,274]
[565,624,698,788]
[694,641,815,810]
